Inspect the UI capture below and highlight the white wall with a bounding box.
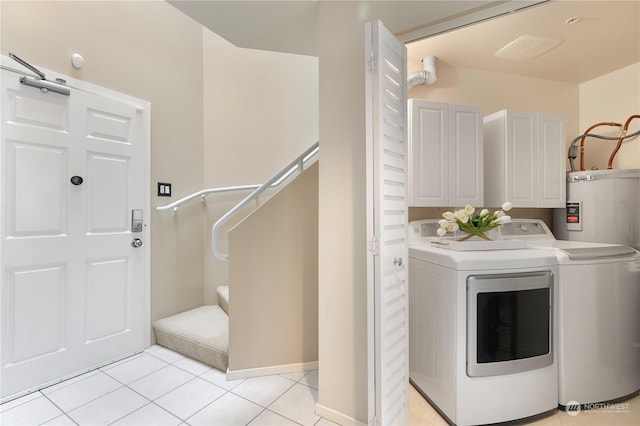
[201,28,318,304]
[228,163,318,373]
[317,2,370,424]
[579,62,640,170]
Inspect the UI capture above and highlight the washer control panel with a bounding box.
[499,220,554,239]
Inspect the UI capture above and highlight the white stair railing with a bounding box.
[156,185,262,213]
[155,142,319,214]
[212,141,319,261]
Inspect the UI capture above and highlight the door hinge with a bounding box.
[368,54,378,74]
[368,237,380,256]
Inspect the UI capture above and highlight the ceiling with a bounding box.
[168,1,546,57]
[407,0,640,84]
[168,0,638,84]
[168,0,319,56]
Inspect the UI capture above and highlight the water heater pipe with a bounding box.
[609,115,640,169]
[579,122,622,171]
[408,56,438,89]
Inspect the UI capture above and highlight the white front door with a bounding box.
[365,20,409,426]
[0,65,150,401]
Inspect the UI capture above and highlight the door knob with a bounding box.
[131,238,143,248]
[393,257,403,267]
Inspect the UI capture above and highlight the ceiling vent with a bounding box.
[495,35,562,60]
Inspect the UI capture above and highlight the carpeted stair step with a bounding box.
[217,285,229,315]
[152,305,228,372]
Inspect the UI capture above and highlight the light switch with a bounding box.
[157,182,171,197]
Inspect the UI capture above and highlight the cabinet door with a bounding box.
[506,111,537,207]
[537,114,566,207]
[409,100,448,206]
[449,104,483,206]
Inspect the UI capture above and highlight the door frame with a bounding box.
[0,55,151,401]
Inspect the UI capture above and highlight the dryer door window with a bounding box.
[467,271,553,377]
[476,288,550,363]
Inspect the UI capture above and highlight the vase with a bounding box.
[457,227,494,242]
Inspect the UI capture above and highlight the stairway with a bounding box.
[152,286,230,372]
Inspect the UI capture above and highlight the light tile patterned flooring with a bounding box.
[0,345,334,426]
[2,346,639,426]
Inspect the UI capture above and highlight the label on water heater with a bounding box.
[566,201,582,231]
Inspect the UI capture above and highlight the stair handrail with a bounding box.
[156,185,262,212]
[212,141,319,261]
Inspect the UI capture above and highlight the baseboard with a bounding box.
[315,402,368,426]
[226,361,319,381]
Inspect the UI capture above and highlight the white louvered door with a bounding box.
[1,64,150,401]
[365,19,409,426]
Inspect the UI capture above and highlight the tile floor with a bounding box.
[0,345,335,426]
[2,346,639,426]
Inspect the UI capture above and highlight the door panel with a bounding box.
[507,111,536,205]
[8,265,66,362]
[537,113,565,207]
[85,258,128,342]
[8,87,69,131]
[366,19,409,426]
[9,142,68,236]
[1,66,149,401]
[410,102,447,205]
[449,104,483,205]
[86,154,130,233]
[86,108,133,144]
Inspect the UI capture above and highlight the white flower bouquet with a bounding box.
[437,202,513,241]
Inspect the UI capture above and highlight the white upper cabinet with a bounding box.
[483,110,566,208]
[408,99,483,207]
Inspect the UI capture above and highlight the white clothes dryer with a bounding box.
[408,220,559,426]
[499,220,640,408]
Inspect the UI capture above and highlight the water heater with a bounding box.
[553,169,640,249]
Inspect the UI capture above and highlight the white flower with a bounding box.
[437,219,448,228]
[502,201,513,212]
[457,212,469,223]
[447,222,459,232]
[442,211,454,221]
[498,215,512,224]
[494,210,505,218]
[480,209,489,217]
[464,205,475,215]
[436,227,447,237]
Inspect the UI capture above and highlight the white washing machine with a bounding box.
[408,220,559,426]
[499,219,640,408]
